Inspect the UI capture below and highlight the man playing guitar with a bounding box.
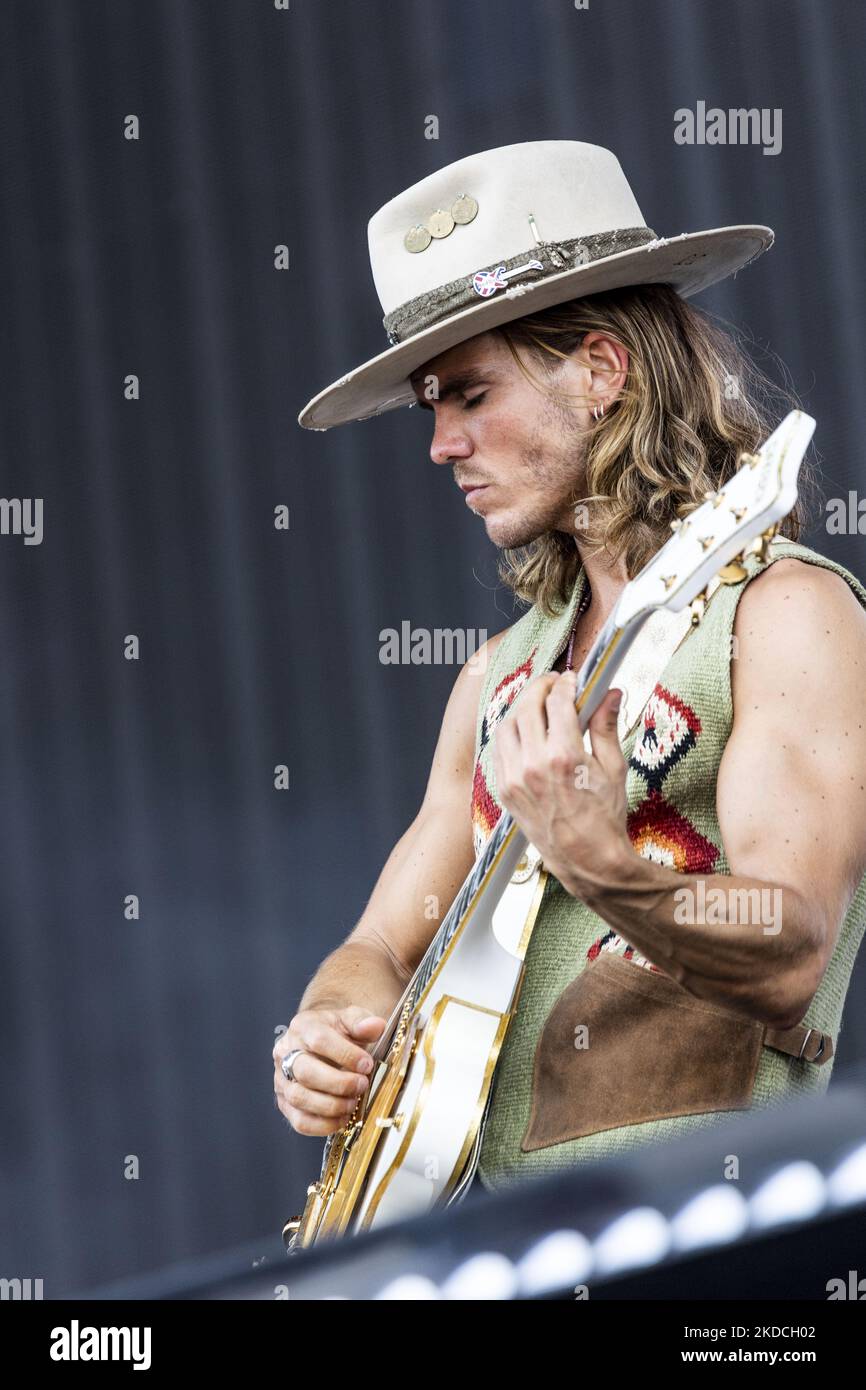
[273,141,866,1205]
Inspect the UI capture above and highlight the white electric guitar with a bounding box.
[284,410,815,1249]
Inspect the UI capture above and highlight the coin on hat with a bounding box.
[426,207,455,238]
[451,193,478,225]
[403,224,432,253]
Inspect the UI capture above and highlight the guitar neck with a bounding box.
[371,609,639,1060]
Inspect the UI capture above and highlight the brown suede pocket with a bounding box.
[521,952,765,1151]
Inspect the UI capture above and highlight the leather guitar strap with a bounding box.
[763,1024,834,1065]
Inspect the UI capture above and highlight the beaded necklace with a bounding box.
[563,579,592,672]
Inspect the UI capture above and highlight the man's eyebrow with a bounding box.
[409,367,498,409]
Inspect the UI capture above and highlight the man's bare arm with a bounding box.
[562,559,866,1028]
[274,628,508,1134]
[301,627,508,1012]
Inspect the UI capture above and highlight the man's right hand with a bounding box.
[273,1006,387,1137]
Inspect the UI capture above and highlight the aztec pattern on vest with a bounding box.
[472,539,866,1192]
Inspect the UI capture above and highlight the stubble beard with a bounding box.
[489,402,587,550]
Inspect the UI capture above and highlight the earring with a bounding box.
[592,402,606,421]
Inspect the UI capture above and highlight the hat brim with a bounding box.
[298,225,774,431]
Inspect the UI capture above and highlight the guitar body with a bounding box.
[287,834,548,1245]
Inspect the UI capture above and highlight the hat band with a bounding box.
[383,224,659,345]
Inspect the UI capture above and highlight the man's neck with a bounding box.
[575,541,630,627]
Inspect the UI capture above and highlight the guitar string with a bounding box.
[411,581,593,1001]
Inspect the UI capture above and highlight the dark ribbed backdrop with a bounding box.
[0,0,864,1295]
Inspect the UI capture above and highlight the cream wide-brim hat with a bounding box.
[298,140,774,431]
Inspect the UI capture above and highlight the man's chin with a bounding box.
[485,518,548,549]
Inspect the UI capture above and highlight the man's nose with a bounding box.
[429,414,473,467]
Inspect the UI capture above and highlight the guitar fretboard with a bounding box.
[403,611,619,1014]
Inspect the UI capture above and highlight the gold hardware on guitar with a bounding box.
[689,586,709,625]
[718,552,748,584]
[374,1112,405,1130]
[756,522,779,564]
[283,1178,325,1250]
[389,992,415,1054]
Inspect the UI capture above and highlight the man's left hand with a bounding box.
[491,673,633,902]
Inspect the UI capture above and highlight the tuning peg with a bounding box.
[718,555,747,584]
[689,587,709,625]
[756,524,779,563]
[669,518,683,532]
[703,490,723,507]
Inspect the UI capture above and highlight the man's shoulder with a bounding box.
[736,546,866,629]
[730,547,866,704]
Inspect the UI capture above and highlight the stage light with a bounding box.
[515,1230,594,1296]
[262,1084,866,1304]
[375,1274,442,1300]
[826,1142,866,1209]
[749,1161,826,1229]
[670,1184,749,1251]
[440,1251,517,1300]
[593,1206,670,1275]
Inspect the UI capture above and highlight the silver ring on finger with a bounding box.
[281,1048,304,1083]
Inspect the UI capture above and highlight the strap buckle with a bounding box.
[797,1027,826,1062]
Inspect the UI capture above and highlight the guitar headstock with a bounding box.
[612,410,815,628]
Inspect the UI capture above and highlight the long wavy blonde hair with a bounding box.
[493,282,817,615]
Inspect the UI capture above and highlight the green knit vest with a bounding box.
[472,539,866,1192]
